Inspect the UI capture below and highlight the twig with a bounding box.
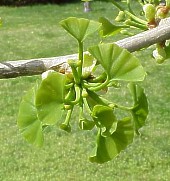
[0,17,170,79]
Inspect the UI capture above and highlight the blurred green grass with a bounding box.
[0,1,170,181]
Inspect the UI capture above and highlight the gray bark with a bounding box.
[116,18,170,52]
[0,17,170,79]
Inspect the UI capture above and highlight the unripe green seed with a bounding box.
[115,11,125,22]
[143,4,156,22]
[125,19,131,25]
[82,89,88,98]
[108,103,115,109]
[120,30,134,36]
[64,104,72,110]
[67,59,78,67]
[77,60,82,67]
[60,123,71,133]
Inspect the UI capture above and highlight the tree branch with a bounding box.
[1,17,170,79]
[116,18,170,52]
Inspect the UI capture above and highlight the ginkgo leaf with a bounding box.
[60,17,101,42]
[128,83,149,134]
[92,105,117,129]
[17,86,44,147]
[89,117,134,163]
[88,43,146,81]
[36,71,66,125]
[99,17,127,37]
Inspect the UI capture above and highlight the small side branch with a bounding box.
[1,18,170,79]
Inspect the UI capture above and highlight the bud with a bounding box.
[143,4,156,22]
[156,6,169,19]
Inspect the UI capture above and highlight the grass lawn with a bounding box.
[0,1,170,181]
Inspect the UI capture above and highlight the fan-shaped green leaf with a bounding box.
[92,105,117,129]
[36,72,66,125]
[89,117,134,163]
[60,17,101,42]
[99,17,127,37]
[88,43,146,81]
[17,86,44,147]
[128,83,149,134]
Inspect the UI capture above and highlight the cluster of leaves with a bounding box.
[17,0,170,164]
[18,17,148,163]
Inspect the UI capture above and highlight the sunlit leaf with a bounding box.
[89,117,134,163]
[17,86,44,147]
[88,43,146,81]
[36,72,66,125]
[128,83,149,134]
[99,17,127,37]
[60,17,101,42]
